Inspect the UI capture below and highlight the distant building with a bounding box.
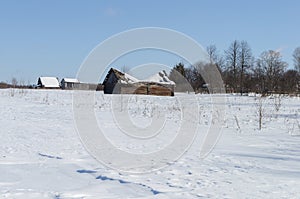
[60,77,103,91]
[103,68,139,94]
[37,77,60,89]
[103,68,175,96]
[60,78,80,89]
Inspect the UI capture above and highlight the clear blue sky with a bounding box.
[1,0,300,84]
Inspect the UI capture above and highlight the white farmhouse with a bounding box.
[37,77,60,89]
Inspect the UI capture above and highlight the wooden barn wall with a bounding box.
[118,83,174,96]
[61,83,99,90]
[149,85,174,96]
[120,84,148,95]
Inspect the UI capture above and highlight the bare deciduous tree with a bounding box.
[225,40,240,92]
[11,77,18,87]
[256,95,266,130]
[207,44,225,73]
[274,95,282,112]
[256,50,287,92]
[239,41,253,94]
[207,45,218,63]
[293,47,300,73]
[280,70,299,93]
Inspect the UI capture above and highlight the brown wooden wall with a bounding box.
[118,83,174,96]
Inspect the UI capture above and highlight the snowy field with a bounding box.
[0,89,300,198]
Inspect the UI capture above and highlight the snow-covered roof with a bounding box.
[121,73,139,84]
[104,68,175,85]
[104,68,139,85]
[143,70,175,85]
[38,77,60,88]
[62,78,79,83]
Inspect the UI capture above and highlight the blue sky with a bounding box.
[1,0,300,84]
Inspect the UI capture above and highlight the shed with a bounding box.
[37,77,60,89]
[61,78,80,89]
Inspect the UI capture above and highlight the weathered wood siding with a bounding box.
[149,84,174,96]
[117,83,174,96]
[103,68,175,96]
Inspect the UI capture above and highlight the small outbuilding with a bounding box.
[60,78,80,89]
[37,77,60,89]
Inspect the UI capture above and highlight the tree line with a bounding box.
[169,41,300,94]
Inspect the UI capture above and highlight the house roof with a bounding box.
[38,77,60,88]
[61,78,79,83]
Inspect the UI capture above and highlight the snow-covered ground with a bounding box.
[0,89,300,198]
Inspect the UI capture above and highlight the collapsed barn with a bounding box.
[103,68,175,96]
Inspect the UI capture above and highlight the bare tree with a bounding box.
[274,95,282,112]
[256,50,287,92]
[207,44,225,73]
[238,41,253,94]
[280,69,299,93]
[293,47,300,73]
[225,40,240,92]
[207,45,217,63]
[19,79,25,86]
[256,95,266,130]
[252,58,265,93]
[11,77,18,88]
[293,47,300,94]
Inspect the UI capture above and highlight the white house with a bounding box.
[37,77,60,88]
[60,78,80,89]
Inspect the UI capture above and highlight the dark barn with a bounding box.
[103,68,175,96]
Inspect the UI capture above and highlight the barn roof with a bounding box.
[103,68,175,85]
[61,78,79,83]
[143,70,175,85]
[122,73,139,84]
[38,77,60,88]
[103,68,139,84]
